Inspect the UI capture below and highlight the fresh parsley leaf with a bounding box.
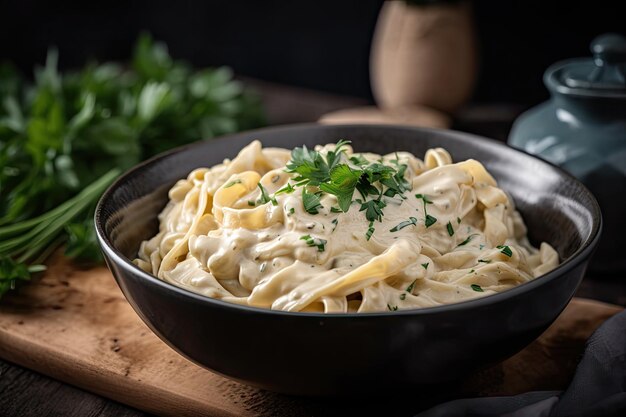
[471,284,483,292]
[399,293,406,300]
[497,245,513,257]
[302,189,323,214]
[421,263,429,270]
[446,221,454,236]
[390,217,418,232]
[425,214,437,228]
[349,154,369,166]
[387,304,399,311]
[300,235,327,252]
[319,164,360,212]
[406,279,417,292]
[359,199,386,223]
[478,259,491,263]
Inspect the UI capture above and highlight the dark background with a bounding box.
[1,0,623,107]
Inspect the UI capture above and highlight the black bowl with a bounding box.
[95,124,601,396]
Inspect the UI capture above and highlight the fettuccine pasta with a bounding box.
[134,140,558,313]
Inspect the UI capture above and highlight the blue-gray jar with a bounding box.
[509,33,626,276]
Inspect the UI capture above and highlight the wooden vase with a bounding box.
[370,0,478,113]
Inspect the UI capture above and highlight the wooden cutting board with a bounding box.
[0,253,622,417]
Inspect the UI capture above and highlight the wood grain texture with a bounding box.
[0,253,622,417]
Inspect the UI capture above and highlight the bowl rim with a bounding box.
[95,123,603,318]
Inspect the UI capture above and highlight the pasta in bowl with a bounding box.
[135,140,559,313]
[96,124,600,395]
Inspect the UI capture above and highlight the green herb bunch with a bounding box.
[281,141,410,240]
[0,34,265,297]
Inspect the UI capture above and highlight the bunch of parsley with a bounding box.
[0,34,265,297]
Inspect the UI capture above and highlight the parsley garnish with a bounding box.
[284,140,410,238]
[224,179,242,188]
[359,198,387,223]
[421,262,429,270]
[302,189,323,214]
[247,200,256,207]
[446,221,454,236]
[457,217,461,224]
[406,279,417,293]
[399,293,406,300]
[366,221,375,241]
[390,217,418,232]
[331,218,338,232]
[471,284,483,292]
[300,235,327,252]
[387,304,399,311]
[256,183,277,206]
[478,259,491,263]
[319,164,360,212]
[457,233,479,247]
[425,215,437,228]
[275,183,295,195]
[497,245,513,257]
[288,207,295,215]
[415,194,437,227]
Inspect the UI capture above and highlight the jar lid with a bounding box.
[545,33,626,98]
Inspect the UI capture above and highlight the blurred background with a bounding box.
[2,0,623,106]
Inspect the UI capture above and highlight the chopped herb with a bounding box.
[471,284,483,292]
[479,244,485,250]
[415,194,437,228]
[331,218,339,232]
[319,164,360,212]
[302,189,323,214]
[457,217,461,224]
[271,174,280,183]
[390,217,418,232]
[415,194,434,204]
[478,259,491,264]
[330,206,342,213]
[387,304,399,311]
[399,293,406,301]
[256,183,277,206]
[497,245,513,257]
[446,221,455,236]
[457,233,479,247]
[284,140,410,229]
[300,235,327,252]
[224,179,242,188]
[421,263,429,270]
[366,221,375,241]
[275,183,295,195]
[247,200,256,207]
[425,214,438,228]
[359,198,387,223]
[289,207,295,214]
[406,279,417,293]
[468,269,475,274]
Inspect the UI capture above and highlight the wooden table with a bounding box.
[1,80,625,417]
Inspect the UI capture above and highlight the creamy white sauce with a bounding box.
[135,141,559,313]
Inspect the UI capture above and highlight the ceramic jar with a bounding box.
[509,34,626,276]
